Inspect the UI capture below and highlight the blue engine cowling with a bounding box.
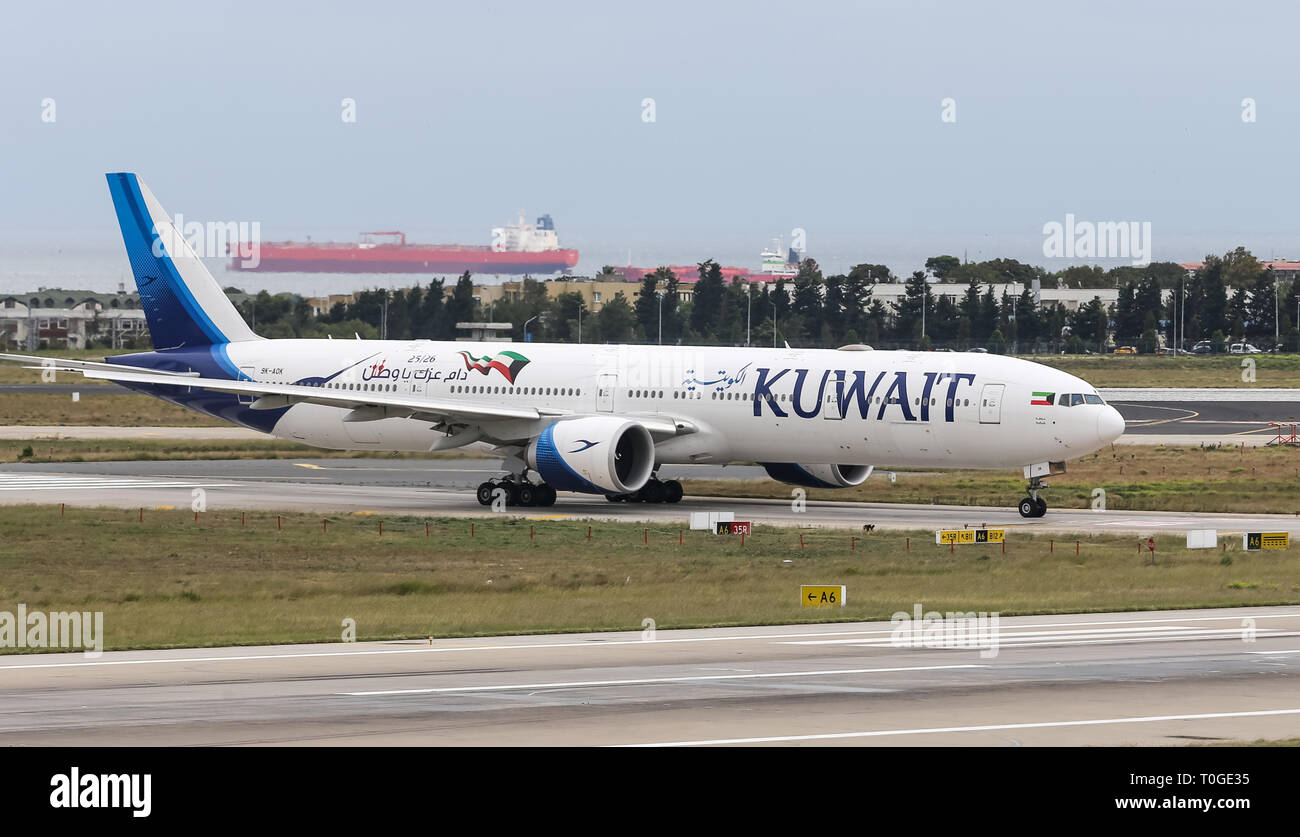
[760,463,873,489]
[527,417,656,495]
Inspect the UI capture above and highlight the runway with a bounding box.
[1,607,1296,746]
[2,460,1300,535]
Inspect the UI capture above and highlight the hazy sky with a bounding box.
[2,0,1299,275]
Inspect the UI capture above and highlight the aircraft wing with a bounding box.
[0,353,200,378]
[0,355,691,436]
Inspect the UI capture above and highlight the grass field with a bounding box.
[682,443,1300,514]
[0,393,227,426]
[1021,354,1300,388]
[0,506,1295,652]
[0,438,491,463]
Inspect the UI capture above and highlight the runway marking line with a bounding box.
[619,708,1300,747]
[339,664,988,697]
[0,613,1294,672]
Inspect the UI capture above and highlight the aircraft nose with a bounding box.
[1097,406,1125,443]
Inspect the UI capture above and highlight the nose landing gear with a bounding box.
[1018,477,1048,518]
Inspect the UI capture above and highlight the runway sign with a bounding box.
[1186,529,1217,549]
[716,520,751,535]
[1243,532,1289,550]
[690,511,734,532]
[935,528,1005,545]
[801,585,845,607]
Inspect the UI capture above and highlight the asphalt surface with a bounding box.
[3,460,1300,535]
[1,607,1296,746]
[1113,401,1300,439]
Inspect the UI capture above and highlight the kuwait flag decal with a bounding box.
[1030,391,1055,405]
[459,350,531,384]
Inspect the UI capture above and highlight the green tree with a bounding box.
[594,292,635,343]
[690,260,725,340]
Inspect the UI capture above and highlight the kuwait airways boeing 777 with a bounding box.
[1,174,1124,517]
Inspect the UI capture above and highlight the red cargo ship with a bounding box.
[227,214,579,275]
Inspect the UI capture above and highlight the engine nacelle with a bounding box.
[760,462,873,489]
[527,417,655,495]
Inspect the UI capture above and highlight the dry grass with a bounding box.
[0,438,492,463]
[1024,354,1300,388]
[0,393,227,426]
[0,506,1295,651]
[682,444,1300,514]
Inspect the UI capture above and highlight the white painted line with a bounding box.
[1247,649,1300,655]
[339,664,988,697]
[619,708,1300,747]
[1,614,1294,671]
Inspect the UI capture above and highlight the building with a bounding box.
[1178,260,1300,282]
[455,322,513,342]
[0,288,150,350]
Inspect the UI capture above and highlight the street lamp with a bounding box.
[524,314,539,343]
[772,302,778,348]
[746,283,752,347]
[657,290,663,346]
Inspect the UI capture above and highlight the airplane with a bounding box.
[1,174,1124,518]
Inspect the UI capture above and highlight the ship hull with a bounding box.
[229,246,579,275]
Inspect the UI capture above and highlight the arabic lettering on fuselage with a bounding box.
[359,357,447,382]
[682,362,752,392]
[752,368,978,422]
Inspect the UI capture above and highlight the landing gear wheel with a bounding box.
[476,482,497,506]
[536,485,557,507]
[1018,497,1037,518]
[1035,497,1047,517]
[606,493,625,503]
[641,480,667,503]
[663,480,684,504]
[516,484,537,507]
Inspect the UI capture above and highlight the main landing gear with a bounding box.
[475,477,557,508]
[605,476,684,504]
[1018,476,1048,518]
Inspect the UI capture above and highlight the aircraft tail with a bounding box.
[105,173,259,349]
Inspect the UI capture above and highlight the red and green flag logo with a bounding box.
[459,350,531,384]
[1030,391,1055,406]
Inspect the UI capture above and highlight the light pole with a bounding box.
[524,314,538,343]
[657,290,663,346]
[772,302,778,348]
[746,283,752,347]
[1275,273,1280,349]
[577,305,582,344]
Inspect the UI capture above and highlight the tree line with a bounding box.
[218,246,1299,353]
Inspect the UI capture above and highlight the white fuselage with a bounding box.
[216,340,1122,470]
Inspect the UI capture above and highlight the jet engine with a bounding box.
[527,417,655,495]
[760,463,873,489]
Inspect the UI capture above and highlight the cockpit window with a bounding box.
[1058,393,1070,406]
[1083,394,1104,405]
[1070,393,1085,407]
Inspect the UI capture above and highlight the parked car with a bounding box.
[1112,346,1138,354]
[968,347,988,353]
[1229,342,1262,354]
[1191,341,1214,355]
